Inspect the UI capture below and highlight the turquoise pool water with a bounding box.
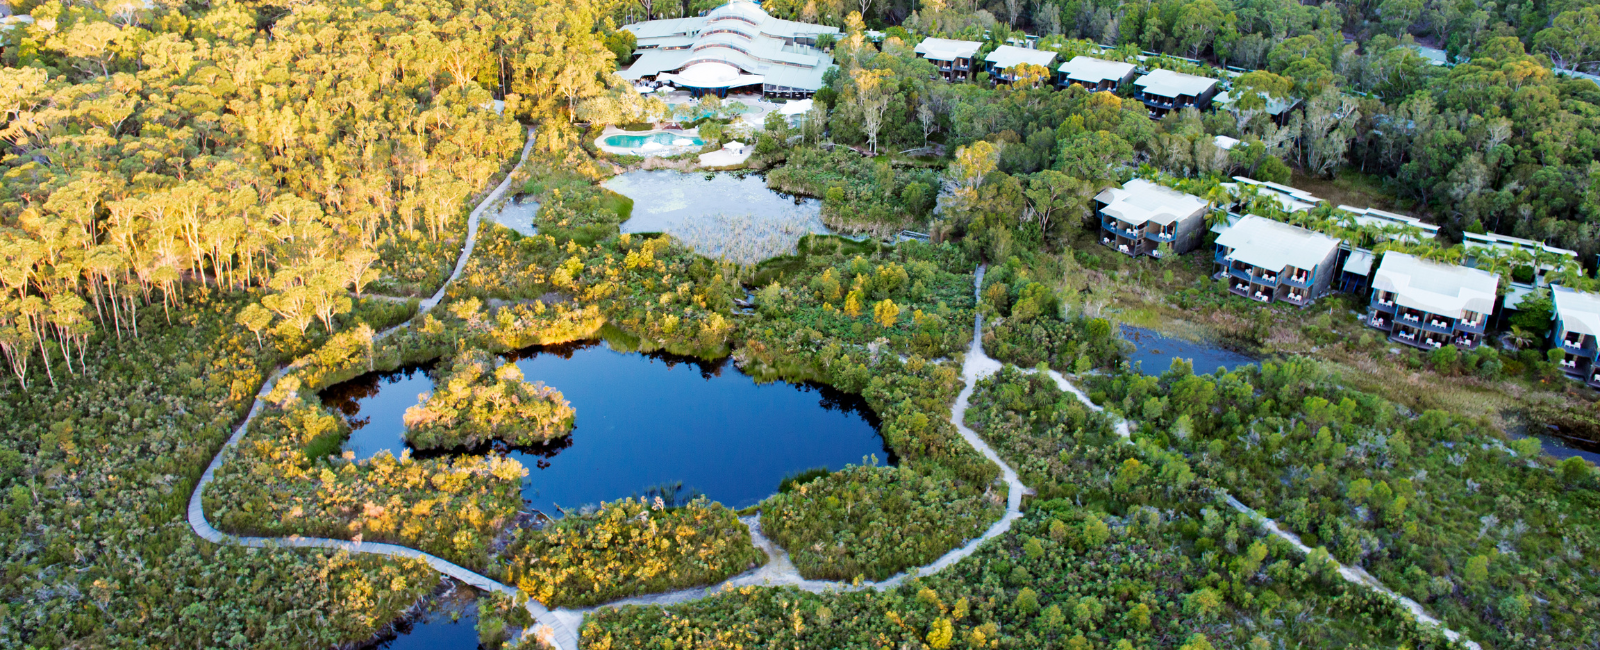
[603,132,704,148]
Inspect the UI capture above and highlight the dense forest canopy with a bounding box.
[2,0,1599,647]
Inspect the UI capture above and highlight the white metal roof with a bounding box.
[1095,179,1208,227]
[1343,249,1374,276]
[1215,215,1341,274]
[619,0,837,91]
[1553,286,1600,336]
[1372,252,1500,319]
[1058,56,1135,84]
[1337,206,1438,239]
[1226,176,1322,213]
[1213,135,1241,150]
[984,45,1057,69]
[1461,231,1578,261]
[915,37,981,61]
[1133,68,1217,98]
[1213,90,1300,116]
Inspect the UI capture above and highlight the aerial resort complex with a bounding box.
[8,0,1600,649]
[618,0,839,98]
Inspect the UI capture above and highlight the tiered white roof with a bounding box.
[1554,286,1600,337]
[1095,179,1208,226]
[619,0,839,91]
[1058,56,1136,85]
[984,45,1058,70]
[1215,215,1340,274]
[1373,252,1499,319]
[914,37,982,61]
[1133,68,1218,98]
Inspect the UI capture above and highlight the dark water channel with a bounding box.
[320,340,887,515]
[1122,326,1257,376]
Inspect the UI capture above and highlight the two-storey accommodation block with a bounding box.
[1093,179,1209,258]
[1212,215,1341,306]
[1057,56,1136,91]
[1552,286,1600,387]
[1132,69,1218,118]
[984,45,1057,84]
[914,38,982,82]
[1368,252,1499,351]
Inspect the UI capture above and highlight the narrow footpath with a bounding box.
[187,142,1468,647]
[185,132,1033,649]
[1026,368,1481,649]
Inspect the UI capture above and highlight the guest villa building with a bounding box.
[915,38,982,81]
[1094,179,1209,259]
[1057,56,1137,91]
[1368,252,1499,351]
[983,45,1058,83]
[1212,215,1342,306]
[1552,286,1600,387]
[1132,69,1219,117]
[618,0,839,98]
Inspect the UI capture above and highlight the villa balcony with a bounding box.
[1253,272,1281,287]
[1101,236,1143,257]
[1214,248,1230,264]
[1454,319,1487,335]
[1588,370,1600,389]
[1390,325,1448,350]
[1281,272,1314,289]
[1560,354,1589,378]
[1419,317,1455,335]
[1281,288,1313,306]
[1148,229,1177,242]
[1367,312,1391,330]
[1561,337,1591,355]
[1228,267,1253,283]
[1102,221,1143,239]
[1371,296,1397,313]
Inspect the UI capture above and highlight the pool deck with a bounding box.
[594,125,705,157]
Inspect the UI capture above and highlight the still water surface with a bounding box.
[321,340,887,515]
[1122,326,1257,376]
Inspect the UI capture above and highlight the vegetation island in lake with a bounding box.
[2,0,1598,648]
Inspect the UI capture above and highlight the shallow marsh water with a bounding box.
[486,196,539,236]
[1121,325,1257,376]
[320,340,887,515]
[602,170,829,263]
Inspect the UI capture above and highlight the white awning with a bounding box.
[779,98,814,116]
[659,62,765,89]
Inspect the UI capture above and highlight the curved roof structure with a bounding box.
[620,0,838,91]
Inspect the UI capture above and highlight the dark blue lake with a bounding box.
[1122,326,1256,376]
[360,606,480,650]
[320,340,887,515]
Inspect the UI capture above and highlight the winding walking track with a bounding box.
[186,128,1474,649]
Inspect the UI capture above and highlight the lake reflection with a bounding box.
[1122,326,1257,376]
[320,340,887,515]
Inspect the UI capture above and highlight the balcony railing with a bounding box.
[1148,229,1177,242]
[1281,272,1313,288]
[1455,319,1486,334]
[1254,272,1280,287]
[1419,317,1455,335]
[1371,296,1397,312]
[1228,267,1253,283]
[1103,221,1142,239]
[1282,289,1311,305]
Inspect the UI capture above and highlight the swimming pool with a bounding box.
[603,132,704,148]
